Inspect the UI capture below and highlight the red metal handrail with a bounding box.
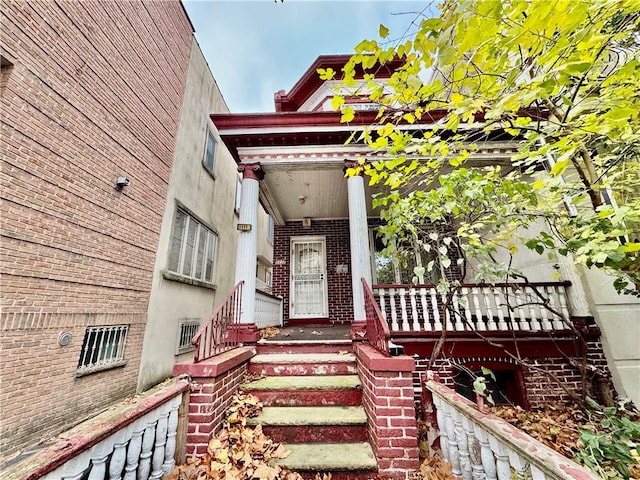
[362,278,391,356]
[192,281,243,362]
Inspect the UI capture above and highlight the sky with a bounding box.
[182,0,434,113]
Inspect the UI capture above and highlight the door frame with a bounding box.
[289,235,329,319]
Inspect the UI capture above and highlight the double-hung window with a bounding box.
[168,208,217,284]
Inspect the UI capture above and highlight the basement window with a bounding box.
[176,319,200,355]
[76,325,128,376]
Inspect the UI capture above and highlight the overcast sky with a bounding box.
[182,0,433,113]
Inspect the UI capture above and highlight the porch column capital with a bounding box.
[238,163,265,181]
[344,159,366,176]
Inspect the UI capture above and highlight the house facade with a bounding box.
[213,55,637,408]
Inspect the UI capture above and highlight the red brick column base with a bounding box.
[173,346,255,456]
[354,343,420,477]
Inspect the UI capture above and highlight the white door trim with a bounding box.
[289,236,328,319]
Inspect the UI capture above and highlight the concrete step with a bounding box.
[241,375,362,406]
[247,406,368,443]
[249,352,357,376]
[273,442,377,478]
[256,339,352,355]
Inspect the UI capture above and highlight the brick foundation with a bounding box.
[173,347,255,456]
[412,337,615,408]
[354,344,419,478]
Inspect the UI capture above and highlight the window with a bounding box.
[1,54,13,94]
[77,325,128,374]
[176,319,200,355]
[234,177,242,215]
[168,208,217,283]
[455,367,524,407]
[267,215,274,243]
[203,128,217,175]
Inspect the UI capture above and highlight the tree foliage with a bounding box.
[332,0,640,293]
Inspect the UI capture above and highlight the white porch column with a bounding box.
[234,163,264,330]
[346,160,373,322]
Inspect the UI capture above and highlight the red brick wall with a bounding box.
[0,0,192,457]
[413,338,613,408]
[272,219,354,324]
[355,344,419,477]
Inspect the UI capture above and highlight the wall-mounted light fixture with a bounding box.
[302,217,311,229]
[115,176,130,191]
[298,196,306,205]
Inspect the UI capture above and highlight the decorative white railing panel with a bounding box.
[425,379,599,480]
[40,390,183,480]
[254,289,283,329]
[374,282,572,332]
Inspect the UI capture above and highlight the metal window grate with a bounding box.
[176,320,200,354]
[77,325,128,372]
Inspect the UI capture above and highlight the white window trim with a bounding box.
[167,207,218,286]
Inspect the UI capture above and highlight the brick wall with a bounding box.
[413,338,614,408]
[173,347,255,457]
[0,1,192,457]
[355,344,419,478]
[272,219,354,323]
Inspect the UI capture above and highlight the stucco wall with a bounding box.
[580,268,640,406]
[137,41,241,391]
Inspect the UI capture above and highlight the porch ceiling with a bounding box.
[257,160,379,224]
[211,110,523,225]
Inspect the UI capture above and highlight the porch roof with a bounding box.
[210,109,523,224]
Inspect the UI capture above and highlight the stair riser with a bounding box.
[256,344,352,354]
[244,389,362,406]
[248,362,357,376]
[282,470,377,480]
[260,424,369,443]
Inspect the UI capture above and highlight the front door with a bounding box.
[290,236,328,319]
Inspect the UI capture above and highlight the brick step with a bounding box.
[249,353,356,376]
[247,406,368,443]
[241,375,362,406]
[273,442,377,479]
[256,339,352,355]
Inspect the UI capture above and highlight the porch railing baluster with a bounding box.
[191,282,243,363]
[361,279,390,355]
[493,288,506,330]
[410,288,420,330]
[389,288,399,331]
[399,288,410,330]
[373,281,573,334]
[419,287,431,330]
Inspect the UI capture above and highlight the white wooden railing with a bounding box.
[424,377,600,480]
[374,282,572,332]
[255,288,283,329]
[17,380,189,480]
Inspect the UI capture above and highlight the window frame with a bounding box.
[176,319,201,355]
[76,325,128,376]
[234,176,242,215]
[267,215,274,244]
[202,127,217,177]
[165,205,218,288]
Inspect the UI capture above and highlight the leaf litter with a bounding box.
[167,392,301,480]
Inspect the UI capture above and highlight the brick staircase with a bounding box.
[241,336,377,479]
